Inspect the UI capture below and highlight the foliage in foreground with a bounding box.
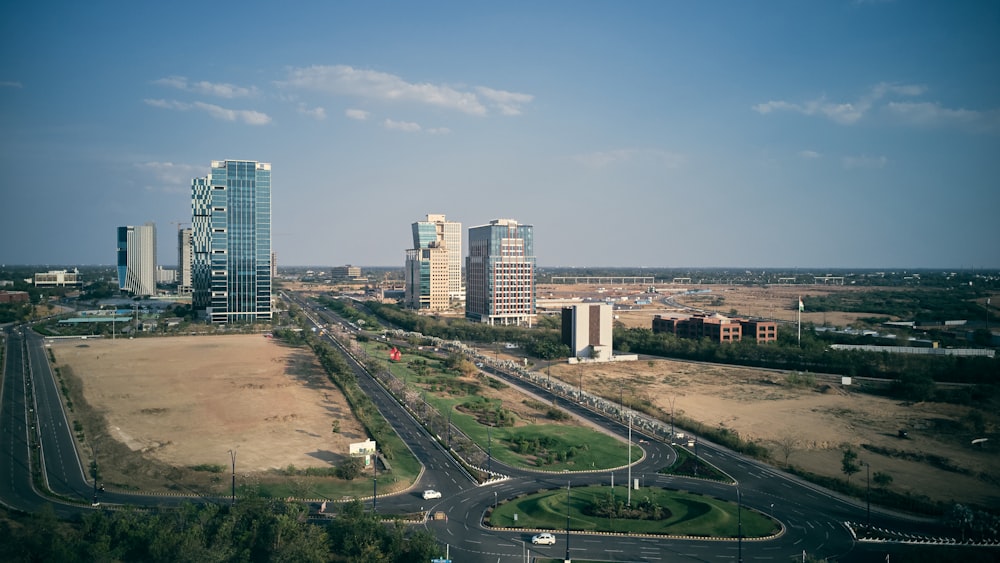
[0,500,441,563]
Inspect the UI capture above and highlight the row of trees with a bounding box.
[0,500,441,563]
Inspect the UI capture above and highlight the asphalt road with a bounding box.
[0,311,970,562]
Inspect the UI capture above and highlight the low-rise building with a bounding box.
[34,269,82,287]
[653,314,778,343]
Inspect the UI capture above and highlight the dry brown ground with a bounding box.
[52,335,365,486]
[543,359,999,507]
[530,283,1000,508]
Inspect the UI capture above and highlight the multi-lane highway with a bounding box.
[0,309,964,562]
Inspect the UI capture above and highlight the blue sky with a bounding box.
[1,1,998,269]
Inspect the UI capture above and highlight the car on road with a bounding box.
[422,489,442,500]
[531,532,556,545]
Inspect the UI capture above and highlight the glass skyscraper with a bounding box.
[405,214,463,311]
[465,218,536,326]
[117,222,157,297]
[191,160,272,323]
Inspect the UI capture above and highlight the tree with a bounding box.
[873,471,893,488]
[841,446,860,484]
[775,433,800,467]
[336,457,364,480]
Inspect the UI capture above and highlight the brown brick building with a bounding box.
[652,314,777,343]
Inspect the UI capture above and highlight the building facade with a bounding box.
[33,269,82,287]
[404,214,463,311]
[465,218,536,326]
[562,303,613,360]
[177,227,193,294]
[117,223,157,296]
[191,160,272,323]
[652,314,778,343]
[331,265,363,281]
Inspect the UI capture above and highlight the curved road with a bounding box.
[1,314,959,562]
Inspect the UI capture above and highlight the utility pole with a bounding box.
[668,395,677,443]
[865,461,871,533]
[565,481,571,563]
[738,487,743,563]
[228,448,237,507]
[627,415,632,507]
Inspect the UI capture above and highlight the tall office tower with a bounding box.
[117,222,157,296]
[404,214,463,311]
[465,218,536,326]
[191,160,272,323]
[177,227,193,295]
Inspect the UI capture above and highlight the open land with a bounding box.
[534,282,1000,508]
[52,335,367,493]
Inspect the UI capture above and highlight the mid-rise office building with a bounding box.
[331,265,363,281]
[177,227,193,294]
[562,303,613,360]
[191,160,272,323]
[405,214,463,311]
[33,269,82,287]
[465,218,536,326]
[117,222,157,296]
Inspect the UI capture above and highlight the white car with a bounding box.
[531,533,556,545]
[422,489,442,500]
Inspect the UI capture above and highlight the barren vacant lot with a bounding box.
[52,335,365,489]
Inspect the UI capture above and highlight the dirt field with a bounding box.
[52,335,365,480]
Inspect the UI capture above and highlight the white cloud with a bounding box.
[383,118,421,132]
[574,148,685,168]
[0,80,23,88]
[426,127,452,135]
[134,161,203,193]
[281,65,533,117]
[842,155,888,169]
[797,150,821,159]
[297,103,326,120]
[753,82,925,125]
[153,75,257,98]
[885,101,1000,132]
[475,86,534,116]
[345,108,370,120]
[144,98,271,125]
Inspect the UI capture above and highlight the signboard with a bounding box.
[349,439,377,466]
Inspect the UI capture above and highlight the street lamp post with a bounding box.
[565,481,571,563]
[737,488,743,563]
[865,462,871,532]
[668,395,676,443]
[228,448,237,507]
[494,491,498,509]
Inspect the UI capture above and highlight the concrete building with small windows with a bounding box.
[562,303,613,361]
[405,214,463,311]
[34,269,82,288]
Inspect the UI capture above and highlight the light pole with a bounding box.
[494,491,497,509]
[488,426,493,475]
[865,461,871,533]
[668,395,676,443]
[565,481,571,563]
[737,487,743,563]
[228,448,237,507]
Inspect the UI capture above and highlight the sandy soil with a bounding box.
[541,356,999,507]
[52,335,365,473]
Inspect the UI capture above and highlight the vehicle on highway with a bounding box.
[531,532,556,545]
[422,489,442,500]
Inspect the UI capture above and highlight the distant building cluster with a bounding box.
[110,159,272,324]
[652,313,778,343]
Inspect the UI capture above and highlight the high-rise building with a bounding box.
[117,222,156,296]
[465,218,536,326]
[191,160,272,323]
[177,227,193,295]
[404,214,463,311]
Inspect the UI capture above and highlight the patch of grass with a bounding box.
[660,446,731,482]
[189,464,225,473]
[489,485,775,537]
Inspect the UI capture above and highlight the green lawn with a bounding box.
[489,485,777,537]
[361,340,641,472]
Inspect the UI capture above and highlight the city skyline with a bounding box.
[1,2,998,269]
